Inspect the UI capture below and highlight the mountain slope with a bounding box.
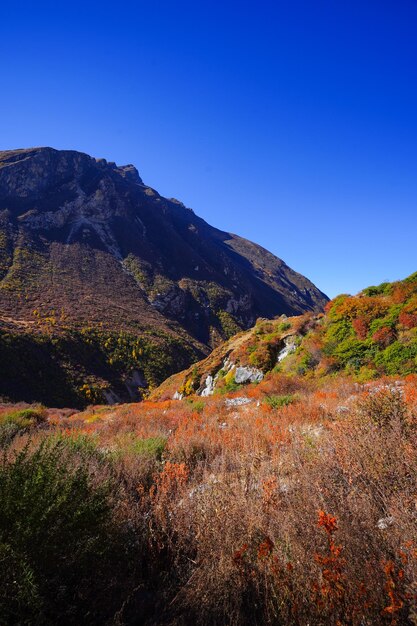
[151,272,417,399]
[0,147,328,406]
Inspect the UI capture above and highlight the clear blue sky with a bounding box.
[1,0,416,298]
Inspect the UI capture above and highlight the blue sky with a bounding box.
[1,0,416,298]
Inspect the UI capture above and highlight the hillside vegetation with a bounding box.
[294,272,417,379]
[154,272,417,400]
[0,317,202,408]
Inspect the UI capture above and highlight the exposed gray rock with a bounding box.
[125,369,147,400]
[377,516,394,530]
[336,406,350,414]
[103,389,121,404]
[234,366,263,384]
[277,335,297,362]
[150,284,187,316]
[225,397,252,407]
[201,375,216,397]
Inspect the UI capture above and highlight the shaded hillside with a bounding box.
[0,147,327,406]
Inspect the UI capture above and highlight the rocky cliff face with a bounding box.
[0,147,328,406]
[0,147,327,341]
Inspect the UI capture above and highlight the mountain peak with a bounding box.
[118,163,143,184]
[0,147,144,198]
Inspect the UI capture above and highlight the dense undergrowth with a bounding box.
[1,370,417,625]
[288,272,417,379]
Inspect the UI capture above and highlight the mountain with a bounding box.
[0,147,328,407]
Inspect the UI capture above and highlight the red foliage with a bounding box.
[352,317,369,340]
[392,283,416,304]
[232,543,249,567]
[399,311,417,329]
[372,326,396,347]
[257,537,274,559]
[317,510,338,534]
[382,560,404,620]
[151,461,189,499]
[313,511,346,609]
[261,475,278,509]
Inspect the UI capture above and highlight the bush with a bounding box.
[219,379,241,394]
[0,406,47,448]
[374,341,417,375]
[361,282,392,297]
[0,437,133,624]
[185,398,205,413]
[130,436,167,460]
[264,394,296,409]
[356,387,409,430]
[0,542,42,624]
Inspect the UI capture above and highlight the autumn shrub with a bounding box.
[352,316,369,339]
[356,386,410,431]
[138,376,417,625]
[3,366,417,624]
[399,311,417,329]
[373,326,397,347]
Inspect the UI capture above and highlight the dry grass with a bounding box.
[3,372,417,624]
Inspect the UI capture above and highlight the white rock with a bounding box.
[277,336,297,363]
[235,366,263,384]
[225,397,252,407]
[377,516,394,530]
[201,375,215,397]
